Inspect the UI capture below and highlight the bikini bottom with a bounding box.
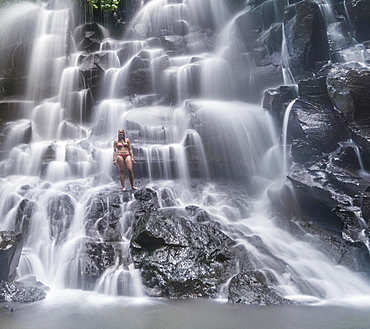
[118,154,130,160]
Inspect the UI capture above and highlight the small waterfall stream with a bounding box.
[1,0,370,308]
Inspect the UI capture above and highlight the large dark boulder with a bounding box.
[173,20,189,36]
[162,35,186,56]
[0,231,23,282]
[130,188,237,298]
[327,64,370,124]
[228,271,294,305]
[78,240,117,290]
[287,161,368,231]
[228,7,285,102]
[326,64,370,163]
[0,44,29,98]
[0,119,32,153]
[268,161,370,275]
[84,189,124,241]
[287,98,349,163]
[285,140,370,245]
[72,188,128,290]
[0,280,46,303]
[250,63,285,102]
[281,74,349,165]
[39,143,58,178]
[344,0,370,43]
[0,101,34,123]
[128,60,152,96]
[73,22,111,52]
[77,53,104,102]
[283,0,329,79]
[47,193,75,244]
[234,10,263,53]
[262,85,298,127]
[15,199,36,238]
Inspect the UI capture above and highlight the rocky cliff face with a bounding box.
[265,65,370,275]
[259,0,370,277]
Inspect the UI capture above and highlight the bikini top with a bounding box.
[116,140,129,149]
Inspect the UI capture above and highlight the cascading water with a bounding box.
[1,0,370,311]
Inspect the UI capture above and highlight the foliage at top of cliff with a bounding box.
[87,0,121,13]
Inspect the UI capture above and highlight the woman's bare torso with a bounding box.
[115,139,130,155]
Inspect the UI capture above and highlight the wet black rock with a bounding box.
[133,187,160,212]
[173,20,189,36]
[85,189,124,241]
[287,98,349,163]
[327,64,370,124]
[264,56,370,276]
[250,64,285,102]
[73,23,111,52]
[283,0,329,79]
[361,188,370,222]
[77,53,104,102]
[79,240,117,290]
[47,193,75,244]
[130,188,237,298]
[0,280,46,303]
[0,231,23,282]
[128,67,152,96]
[74,189,131,290]
[234,10,263,53]
[162,35,186,56]
[344,0,370,43]
[15,199,36,238]
[228,271,294,305]
[263,86,298,126]
[0,120,32,153]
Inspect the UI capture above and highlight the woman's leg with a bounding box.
[116,156,126,190]
[125,156,137,189]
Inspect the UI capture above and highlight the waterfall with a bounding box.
[26,5,71,102]
[282,99,295,173]
[1,0,370,306]
[281,23,296,86]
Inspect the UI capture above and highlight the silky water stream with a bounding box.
[1,1,370,328]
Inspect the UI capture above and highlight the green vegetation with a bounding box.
[87,0,121,14]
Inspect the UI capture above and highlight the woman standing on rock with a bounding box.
[113,129,138,191]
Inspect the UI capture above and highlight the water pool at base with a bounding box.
[2,290,370,329]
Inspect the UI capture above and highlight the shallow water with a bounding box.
[2,290,370,329]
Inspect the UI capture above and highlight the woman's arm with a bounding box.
[113,140,117,164]
[128,139,134,162]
